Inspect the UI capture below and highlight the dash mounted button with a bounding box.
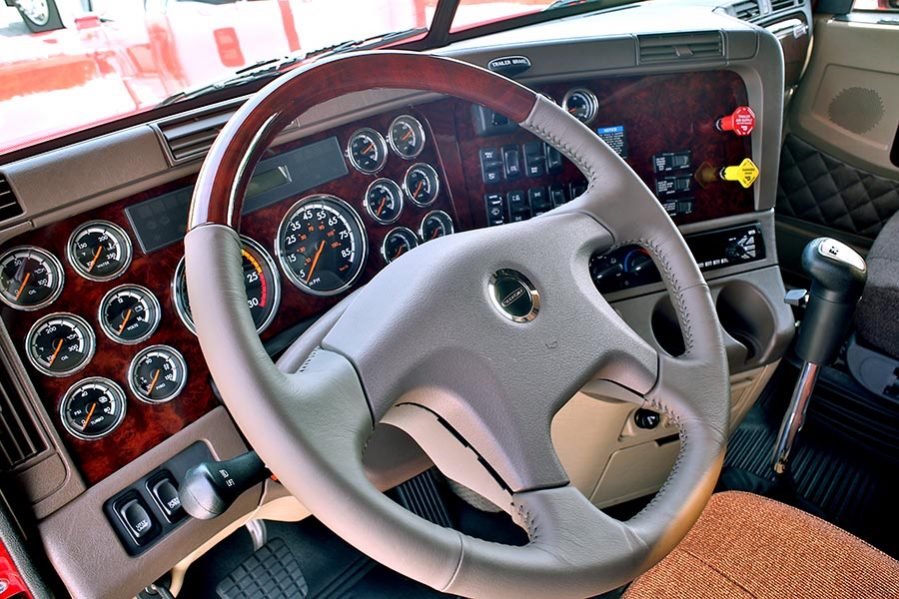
[489,269,540,323]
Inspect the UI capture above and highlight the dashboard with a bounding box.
[0,70,766,485]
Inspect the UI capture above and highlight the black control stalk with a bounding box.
[179,451,269,520]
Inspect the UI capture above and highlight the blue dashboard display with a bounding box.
[595,125,627,158]
[125,136,349,253]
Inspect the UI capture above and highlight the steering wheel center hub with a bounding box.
[489,269,540,323]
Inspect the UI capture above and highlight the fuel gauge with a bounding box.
[347,128,388,174]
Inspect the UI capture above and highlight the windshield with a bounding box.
[0,0,583,156]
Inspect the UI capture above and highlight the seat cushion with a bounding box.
[624,491,899,599]
[857,210,899,360]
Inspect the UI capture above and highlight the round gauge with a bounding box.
[388,115,426,160]
[25,313,95,377]
[365,178,404,225]
[67,220,132,281]
[381,227,419,264]
[347,128,388,174]
[419,210,455,242]
[276,195,368,297]
[128,345,188,404]
[173,235,280,334]
[562,88,598,124]
[0,246,64,311]
[98,284,161,345]
[403,163,440,207]
[60,377,126,441]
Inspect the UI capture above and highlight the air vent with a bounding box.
[733,0,761,20]
[155,106,236,164]
[0,363,46,471]
[638,32,724,64]
[770,0,795,11]
[0,176,23,222]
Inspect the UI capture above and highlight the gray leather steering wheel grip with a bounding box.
[184,51,730,598]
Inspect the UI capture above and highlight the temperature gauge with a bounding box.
[26,313,95,377]
[99,284,161,344]
[562,88,598,124]
[381,227,419,264]
[67,220,132,281]
[347,128,388,174]
[388,115,426,159]
[128,345,188,404]
[403,163,440,207]
[0,246,64,311]
[419,210,454,242]
[60,377,127,441]
[365,178,404,225]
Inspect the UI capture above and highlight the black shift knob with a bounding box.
[179,451,269,520]
[795,238,867,365]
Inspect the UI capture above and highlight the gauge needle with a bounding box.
[568,107,578,114]
[14,272,30,301]
[48,339,64,366]
[305,241,326,283]
[393,246,405,259]
[82,403,97,431]
[430,228,441,240]
[375,197,387,217]
[146,369,161,395]
[401,130,413,141]
[363,142,375,154]
[117,309,133,334]
[87,246,103,272]
[412,180,424,199]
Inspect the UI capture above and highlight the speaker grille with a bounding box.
[828,87,884,135]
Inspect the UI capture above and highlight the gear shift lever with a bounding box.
[772,238,867,475]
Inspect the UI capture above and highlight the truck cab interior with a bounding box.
[0,0,897,597]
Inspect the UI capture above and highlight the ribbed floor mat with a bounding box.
[216,537,308,599]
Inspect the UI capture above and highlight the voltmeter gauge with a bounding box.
[60,377,126,441]
[0,246,64,311]
[67,220,132,281]
[26,313,95,377]
[128,345,187,404]
[562,88,598,124]
[99,284,161,345]
[347,128,388,174]
[381,227,419,264]
[388,115,426,159]
[419,210,455,242]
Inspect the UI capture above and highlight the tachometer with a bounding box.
[365,178,404,225]
[60,377,127,441]
[67,220,132,281]
[0,246,64,311]
[347,128,388,174]
[98,284,161,345]
[26,313,95,377]
[562,88,598,124]
[128,345,188,404]
[173,235,280,334]
[388,115,426,159]
[276,195,368,297]
[403,163,440,207]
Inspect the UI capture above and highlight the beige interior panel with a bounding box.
[790,15,899,179]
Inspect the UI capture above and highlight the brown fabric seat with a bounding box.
[624,491,899,599]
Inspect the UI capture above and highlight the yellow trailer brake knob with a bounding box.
[720,158,759,189]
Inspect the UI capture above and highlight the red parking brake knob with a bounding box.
[716,106,756,136]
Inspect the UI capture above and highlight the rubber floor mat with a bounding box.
[216,537,308,599]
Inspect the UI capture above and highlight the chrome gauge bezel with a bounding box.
[25,312,96,378]
[98,283,161,345]
[59,376,127,441]
[0,245,65,312]
[387,114,427,160]
[275,194,369,298]
[418,210,455,242]
[66,220,133,282]
[346,127,388,174]
[402,163,440,208]
[380,227,419,265]
[364,178,404,225]
[561,88,599,125]
[128,344,188,404]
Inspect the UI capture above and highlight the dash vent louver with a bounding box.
[156,106,236,164]
[733,0,761,20]
[0,363,46,470]
[0,176,24,222]
[770,0,795,11]
[638,32,724,64]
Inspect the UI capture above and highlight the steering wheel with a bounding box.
[185,51,729,598]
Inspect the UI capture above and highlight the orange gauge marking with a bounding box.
[241,249,266,306]
[401,129,413,141]
[14,272,30,301]
[48,339,64,366]
[363,143,375,154]
[117,309,133,334]
[375,197,387,217]
[306,241,326,283]
[146,369,161,395]
[82,402,97,431]
[413,180,425,199]
[87,246,103,272]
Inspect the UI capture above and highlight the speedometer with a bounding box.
[173,235,280,334]
[276,195,368,297]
